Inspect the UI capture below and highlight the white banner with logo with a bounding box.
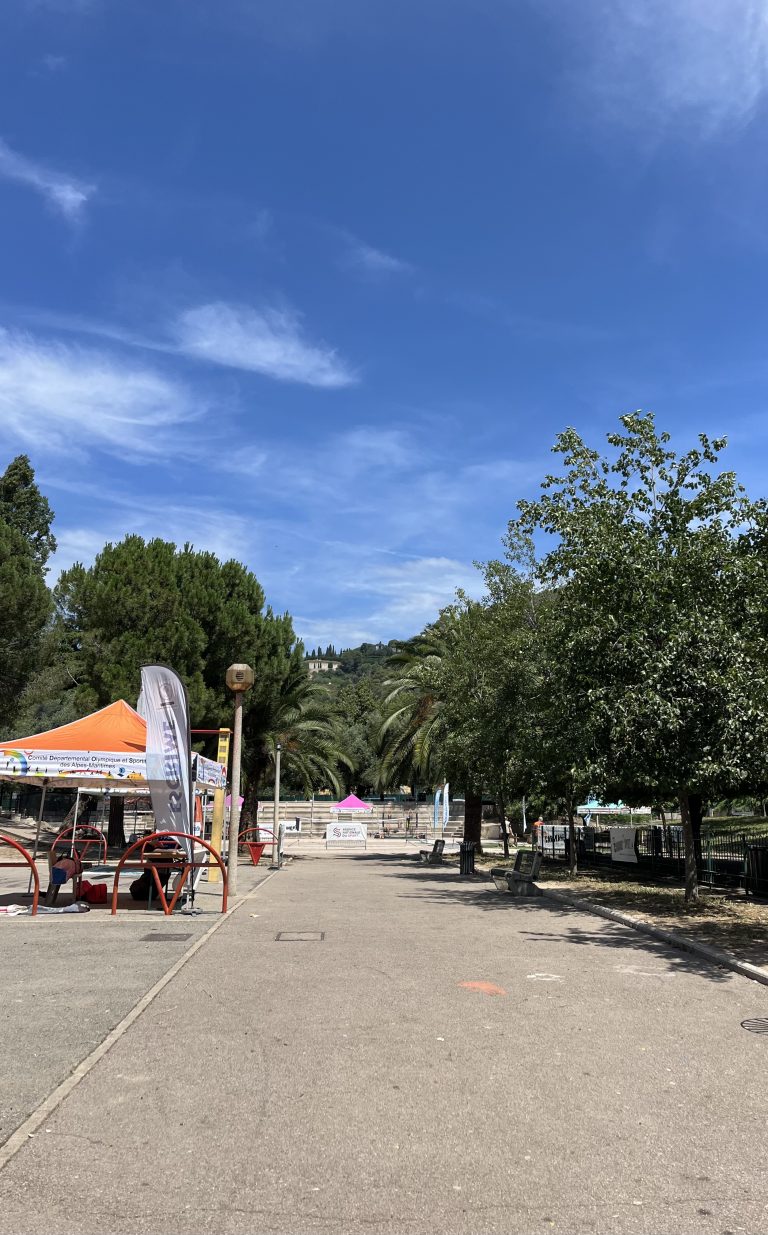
[192,752,227,789]
[610,827,638,863]
[433,787,441,831]
[140,665,192,858]
[326,820,367,848]
[0,748,146,782]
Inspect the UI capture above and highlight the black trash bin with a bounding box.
[459,840,476,876]
[745,844,768,897]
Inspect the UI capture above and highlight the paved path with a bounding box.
[0,862,268,1145]
[1,852,767,1234]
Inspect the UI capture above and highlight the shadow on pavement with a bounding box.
[378,862,737,984]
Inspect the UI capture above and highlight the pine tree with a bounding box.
[0,455,56,568]
[0,457,55,734]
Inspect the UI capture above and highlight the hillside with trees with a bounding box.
[7,410,768,905]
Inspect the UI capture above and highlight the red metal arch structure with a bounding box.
[237,825,275,846]
[51,824,107,865]
[110,832,227,916]
[237,826,274,866]
[0,835,40,915]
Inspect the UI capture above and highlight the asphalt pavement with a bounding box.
[1,849,767,1235]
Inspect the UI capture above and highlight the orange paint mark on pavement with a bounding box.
[458,980,507,996]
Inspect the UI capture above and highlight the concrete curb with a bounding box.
[0,870,279,1172]
[540,886,768,988]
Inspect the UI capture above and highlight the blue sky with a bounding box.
[2,1,768,646]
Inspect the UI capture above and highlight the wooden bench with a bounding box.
[490,849,542,896]
[418,838,446,865]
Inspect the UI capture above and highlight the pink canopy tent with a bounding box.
[330,794,372,814]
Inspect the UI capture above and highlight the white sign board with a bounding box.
[192,753,227,789]
[326,820,367,849]
[610,828,638,863]
[540,824,567,855]
[283,818,302,834]
[0,748,147,782]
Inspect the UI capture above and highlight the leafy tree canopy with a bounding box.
[509,412,768,896]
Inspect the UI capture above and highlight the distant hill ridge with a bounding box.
[304,640,402,682]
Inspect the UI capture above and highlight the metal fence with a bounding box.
[538,824,768,896]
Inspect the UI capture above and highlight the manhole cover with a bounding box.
[141,933,193,942]
[741,1018,768,1035]
[275,931,324,942]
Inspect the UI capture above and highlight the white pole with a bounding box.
[28,782,48,894]
[227,692,244,898]
[99,789,108,858]
[271,744,282,868]
[70,787,81,856]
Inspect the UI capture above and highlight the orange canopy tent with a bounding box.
[0,700,226,870]
[0,700,224,789]
[0,701,149,874]
[7,700,146,754]
[0,701,148,787]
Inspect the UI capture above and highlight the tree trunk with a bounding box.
[107,796,126,850]
[463,791,483,853]
[241,782,258,827]
[679,792,699,903]
[567,795,577,877]
[689,793,704,872]
[497,787,509,860]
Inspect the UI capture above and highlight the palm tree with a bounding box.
[377,621,450,789]
[242,653,352,814]
[378,615,486,848]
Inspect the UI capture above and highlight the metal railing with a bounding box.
[538,823,768,895]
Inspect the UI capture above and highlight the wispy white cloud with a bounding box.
[39,413,540,643]
[557,0,768,136]
[0,328,203,459]
[341,230,412,277]
[0,138,95,222]
[44,472,260,578]
[249,208,273,245]
[172,301,358,388]
[48,505,255,579]
[17,300,358,389]
[294,556,482,647]
[40,53,68,72]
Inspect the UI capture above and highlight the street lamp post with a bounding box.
[225,663,254,898]
[272,742,282,868]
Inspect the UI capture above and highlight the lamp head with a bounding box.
[226,663,255,692]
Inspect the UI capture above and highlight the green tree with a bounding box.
[0,454,56,568]
[438,564,542,857]
[0,521,52,733]
[510,413,768,900]
[378,618,488,847]
[242,655,353,808]
[22,534,351,805]
[379,621,450,785]
[0,456,55,734]
[334,677,386,794]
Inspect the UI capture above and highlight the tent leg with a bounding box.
[28,783,48,895]
[70,790,80,859]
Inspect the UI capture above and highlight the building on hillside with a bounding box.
[306,657,342,675]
